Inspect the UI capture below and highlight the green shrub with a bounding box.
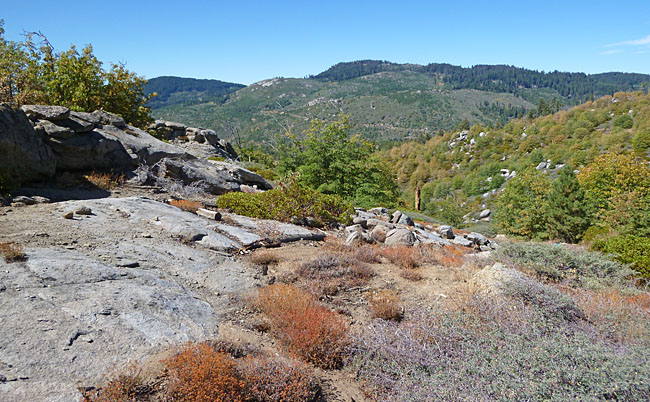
[216,177,353,227]
[592,235,650,280]
[493,241,636,289]
[613,114,633,129]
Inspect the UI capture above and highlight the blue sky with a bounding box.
[2,1,650,84]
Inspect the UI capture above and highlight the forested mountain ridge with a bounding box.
[147,61,650,144]
[144,76,244,109]
[314,60,650,104]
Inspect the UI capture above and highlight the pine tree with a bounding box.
[545,166,591,243]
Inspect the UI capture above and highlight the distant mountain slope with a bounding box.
[313,60,650,104]
[144,76,244,109]
[152,72,535,143]
[379,91,650,214]
[147,61,650,143]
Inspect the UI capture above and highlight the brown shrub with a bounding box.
[239,356,322,401]
[296,253,374,296]
[369,289,403,321]
[400,269,423,282]
[254,284,349,368]
[0,241,26,263]
[353,245,382,263]
[422,244,466,268]
[250,250,281,266]
[80,364,152,402]
[170,199,203,213]
[164,343,246,402]
[381,246,420,269]
[573,288,650,345]
[84,171,124,190]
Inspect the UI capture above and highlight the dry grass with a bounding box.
[169,199,203,213]
[254,284,349,369]
[0,241,26,263]
[239,356,322,401]
[369,289,403,321]
[84,171,124,191]
[295,252,375,297]
[250,249,281,266]
[80,364,153,402]
[400,269,423,282]
[571,288,650,345]
[381,246,420,269]
[352,245,382,263]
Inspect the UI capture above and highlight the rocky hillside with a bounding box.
[147,61,650,144]
[0,104,271,195]
[1,103,649,402]
[380,91,650,223]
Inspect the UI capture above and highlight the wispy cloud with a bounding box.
[601,49,623,55]
[606,34,650,47]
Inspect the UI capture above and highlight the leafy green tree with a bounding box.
[632,128,650,155]
[545,166,592,243]
[0,22,152,126]
[494,168,551,239]
[278,116,399,208]
[612,114,633,129]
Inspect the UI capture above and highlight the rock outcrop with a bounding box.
[0,104,56,184]
[148,120,238,160]
[1,105,271,195]
[0,196,326,401]
[346,208,498,250]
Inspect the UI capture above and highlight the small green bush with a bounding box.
[612,114,633,129]
[592,235,650,280]
[216,178,353,227]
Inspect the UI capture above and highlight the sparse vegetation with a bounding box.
[351,304,650,402]
[253,284,349,369]
[1,241,26,263]
[163,343,246,402]
[369,289,403,321]
[494,241,636,289]
[169,199,203,213]
[84,171,125,191]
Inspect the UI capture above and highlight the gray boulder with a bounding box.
[45,124,190,171]
[390,210,403,223]
[479,209,491,219]
[164,121,187,131]
[20,105,70,121]
[153,158,272,195]
[92,110,126,129]
[451,236,473,247]
[415,229,451,246]
[0,104,56,184]
[466,232,489,246]
[368,207,389,217]
[397,213,415,227]
[384,228,416,246]
[365,218,395,230]
[57,115,95,133]
[44,128,138,171]
[35,119,75,139]
[438,225,454,239]
[370,225,390,243]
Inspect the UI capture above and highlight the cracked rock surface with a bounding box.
[0,196,325,401]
